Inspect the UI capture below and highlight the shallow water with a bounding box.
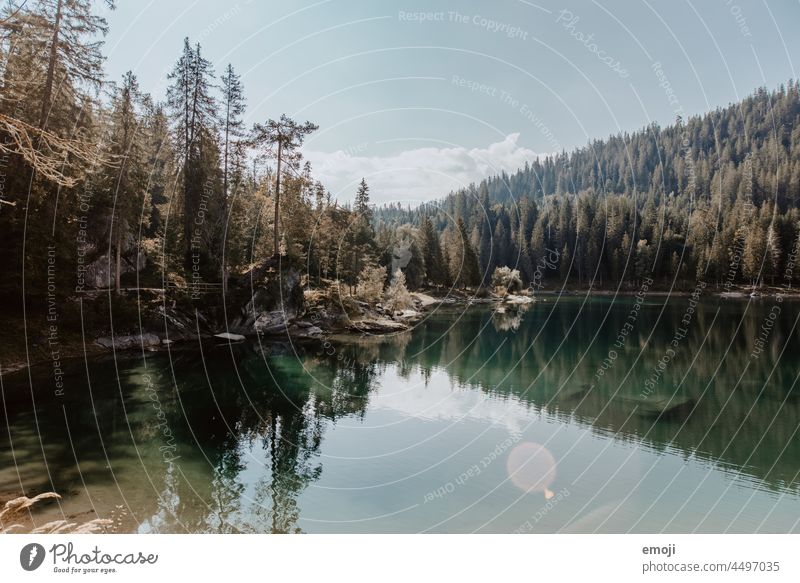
[2,296,799,533]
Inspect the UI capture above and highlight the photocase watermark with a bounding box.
[190,177,215,299]
[47,542,158,574]
[74,144,105,294]
[723,193,756,293]
[593,276,653,383]
[512,487,571,533]
[143,373,181,465]
[751,228,800,360]
[19,541,158,574]
[423,433,521,503]
[20,543,46,571]
[750,300,782,360]
[0,151,10,211]
[399,11,529,40]
[641,280,706,398]
[451,75,562,151]
[196,0,254,45]
[652,61,697,197]
[315,142,370,175]
[724,0,752,38]
[45,245,65,398]
[528,247,560,292]
[556,9,629,79]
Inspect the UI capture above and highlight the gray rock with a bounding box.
[95,333,160,350]
[254,310,290,334]
[214,332,246,341]
[83,250,147,289]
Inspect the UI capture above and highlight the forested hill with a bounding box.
[375,82,800,290]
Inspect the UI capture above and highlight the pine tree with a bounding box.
[104,71,149,294]
[420,214,446,287]
[167,38,217,265]
[251,114,318,259]
[35,0,116,130]
[220,64,245,199]
[452,217,480,289]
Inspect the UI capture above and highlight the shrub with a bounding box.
[356,265,387,304]
[492,266,523,293]
[384,269,413,311]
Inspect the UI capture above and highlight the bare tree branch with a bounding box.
[0,112,116,187]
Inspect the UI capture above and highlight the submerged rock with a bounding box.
[556,383,592,402]
[622,393,696,418]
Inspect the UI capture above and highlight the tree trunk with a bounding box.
[115,229,122,295]
[273,140,282,259]
[39,0,63,129]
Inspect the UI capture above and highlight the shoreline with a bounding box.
[2,285,797,376]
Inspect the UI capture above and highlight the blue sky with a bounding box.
[103,0,800,204]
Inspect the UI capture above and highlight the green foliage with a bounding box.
[375,82,800,290]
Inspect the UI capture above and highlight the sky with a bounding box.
[101,0,800,205]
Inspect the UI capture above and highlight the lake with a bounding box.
[2,295,799,533]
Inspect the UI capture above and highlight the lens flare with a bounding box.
[506,442,557,498]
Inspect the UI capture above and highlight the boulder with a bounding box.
[83,250,147,289]
[254,310,290,334]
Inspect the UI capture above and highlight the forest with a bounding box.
[377,82,800,292]
[2,0,800,344]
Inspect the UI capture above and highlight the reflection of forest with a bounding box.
[335,300,800,493]
[0,341,382,533]
[145,343,385,533]
[1,298,797,533]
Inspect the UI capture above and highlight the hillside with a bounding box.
[375,82,800,291]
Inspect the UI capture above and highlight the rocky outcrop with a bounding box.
[225,263,306,336]
[95,333,160,350]
[347,318,409,333]
[83,250,146,289]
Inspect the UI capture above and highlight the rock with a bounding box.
[229,266,304,334]
[82,250,147,289]
[254,310,290,334]
[290,325,323,339]
[95,333,160,350]
[396,309,420,319]
[348,318,409,333]
[505,294,534,304]
[214,332,246,342]
[411,292,438,308]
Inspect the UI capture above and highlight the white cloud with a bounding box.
[303,134,543,206]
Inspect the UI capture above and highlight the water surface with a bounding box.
[2,296,799,533]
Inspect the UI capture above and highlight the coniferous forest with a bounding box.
[377,83,800,291]
[3,0,800,544]
[1,0,799,350]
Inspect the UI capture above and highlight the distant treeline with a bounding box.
[376,82,800,290]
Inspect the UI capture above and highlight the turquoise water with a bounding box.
[2,296,799,533]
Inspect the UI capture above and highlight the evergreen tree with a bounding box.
[167,38,217,266]
[251,114,318,259]
[220,64,245,199]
